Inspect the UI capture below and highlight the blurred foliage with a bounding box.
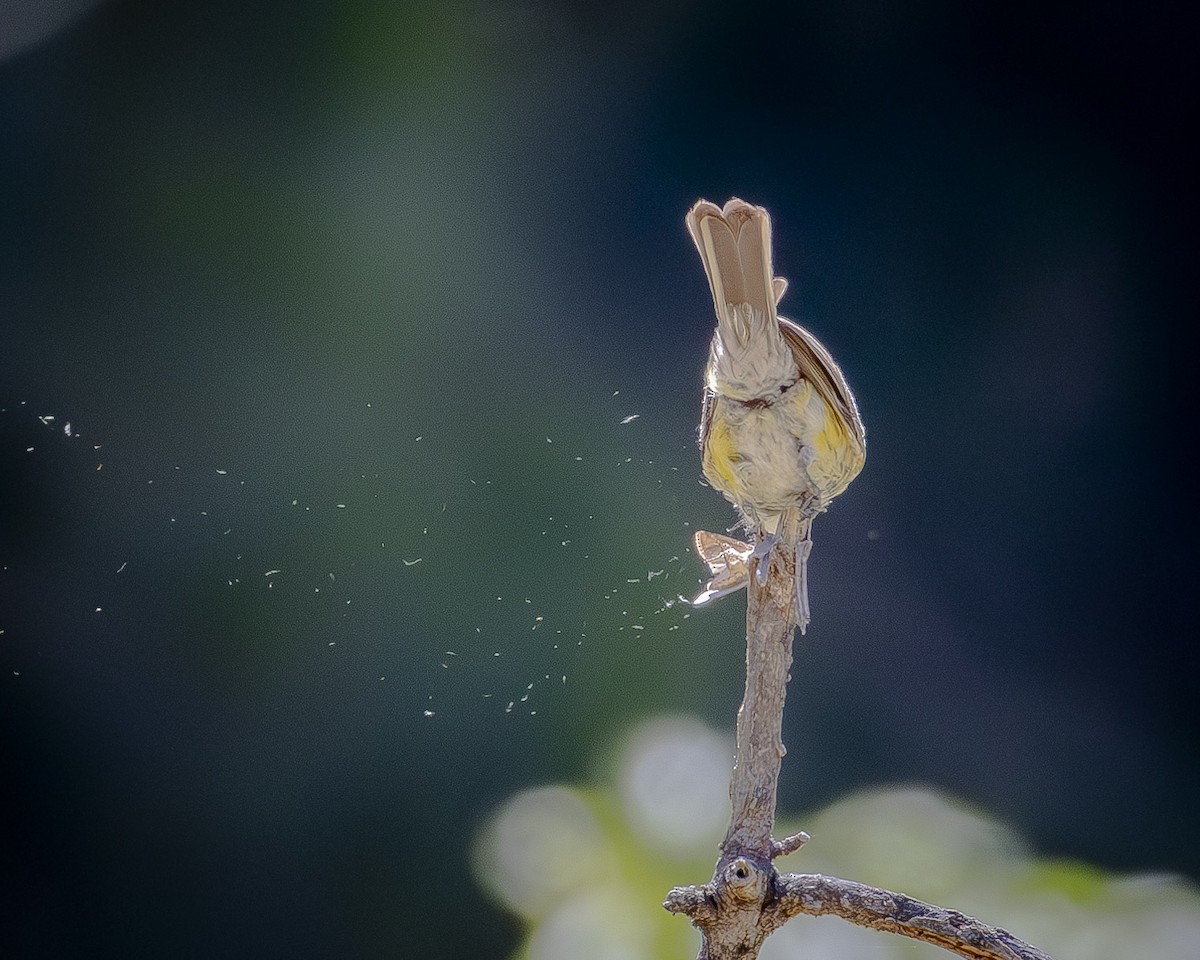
[475,716,1200,959]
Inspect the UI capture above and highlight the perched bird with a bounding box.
[687,198,866,632]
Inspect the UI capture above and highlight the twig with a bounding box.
[663,506,1054,959]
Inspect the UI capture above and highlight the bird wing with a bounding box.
[778,316,867,453]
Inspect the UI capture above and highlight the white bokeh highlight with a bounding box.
[618,716,732,858]
[473,785,615,919]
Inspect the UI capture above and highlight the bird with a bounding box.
[686,198,866,633]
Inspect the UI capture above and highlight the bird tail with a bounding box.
[686,199,795,401]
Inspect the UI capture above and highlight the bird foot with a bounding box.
[751,531,780,584]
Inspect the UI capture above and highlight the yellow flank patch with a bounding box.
[703,411,742,494]
[808,400,860,495]
[813,408,844,461]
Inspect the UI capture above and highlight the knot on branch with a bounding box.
[722,855,770,903]
[663,855,775,926]
[664,857,780,958]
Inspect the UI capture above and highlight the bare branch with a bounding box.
[663,509,810,960]
[772,873,1056,960]
[662,504,1055,959]
[721,507,804,859]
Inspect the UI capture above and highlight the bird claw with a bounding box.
[751,531,780,584]
[793,536,813,633]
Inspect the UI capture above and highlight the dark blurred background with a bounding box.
[1,0,1196,956]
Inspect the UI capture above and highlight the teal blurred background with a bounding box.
[1,0,1195,957]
